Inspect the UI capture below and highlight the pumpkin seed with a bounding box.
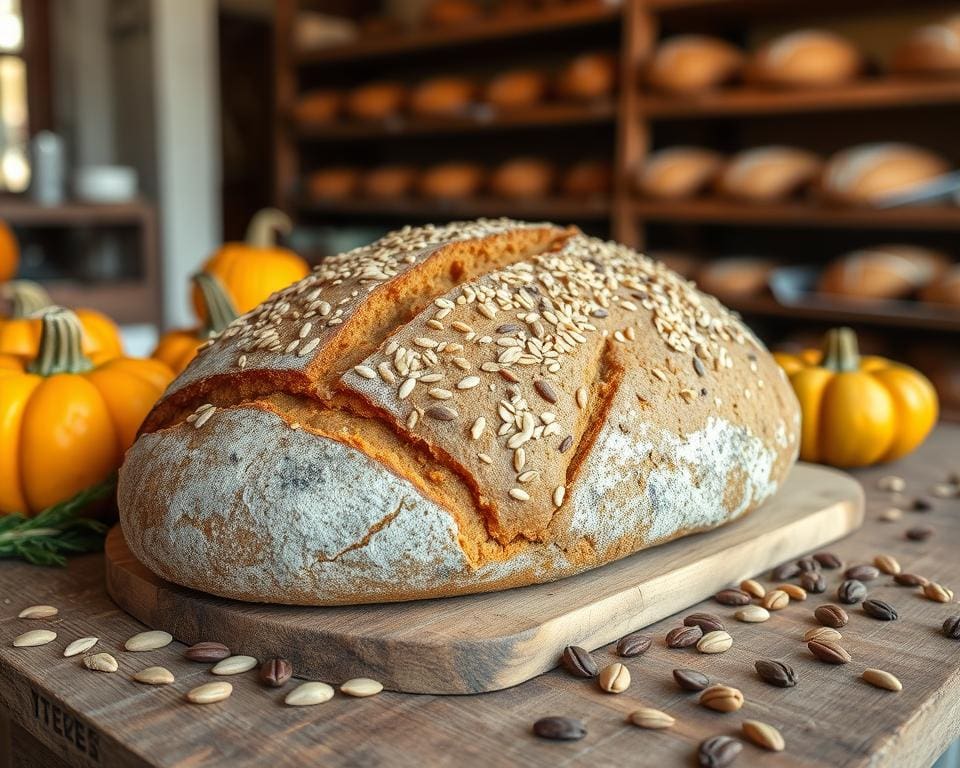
[211,655,258,675]
[340,677,383,697]
[18,605,58,619]
[82,653,118,673]
[186,681,233,704]
[125,630,173,652]
[132,666,175,685]
[13,630,56,647]
[63,637,99,657]
[285,682,335,706]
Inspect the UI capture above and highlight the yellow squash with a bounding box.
[0,219,17,282]
[0,307,174,515]
[776,327,938,467]
[153,272,238,374]
[195,208,309,317]
[0,280,123,363]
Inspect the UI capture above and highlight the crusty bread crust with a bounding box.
[119,219,800,605]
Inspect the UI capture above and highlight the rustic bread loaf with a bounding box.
[746,30,864,89]
[819,245,950,300]
[717,146,822,203]
[819,143,950,205]
[646,36,744,94]
[637,147,725,200]
[696,257,777,298]
[893,16,960,77]
[920,263,960,305]
[119,219,800,605]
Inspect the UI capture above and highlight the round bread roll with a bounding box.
[818,245,951,299]
[560,160,612,198]
[362,166,419,199]
[820,143,951,206]
[747,29,864,88]
[306,168,361,200]
[489,158,556,199]
[423,0,484,27]
[920,263,960,305]
[636,147,725,200]
[484,69,549,110]
[648,250,702,279]
[893,15,960,77]
[346,82,407,121]
[555,52,618,101]
[696,257,775,299]
[293,90,342,124]
[717,146,822,203]
[419,163,486,199]
[646,35,744,95]
[410,77,476,117]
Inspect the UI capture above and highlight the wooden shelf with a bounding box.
[296,3,622,65]
[299,196,611,221]
[296,101,616,140]
[0,200,154,227]
[632,199,960,229]
[727,294,960,333]
[640,79,960,120]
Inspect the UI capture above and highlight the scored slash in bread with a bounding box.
[119,219,800,605]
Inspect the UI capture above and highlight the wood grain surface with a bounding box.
[104,463,862,694]
[1,427,959,767]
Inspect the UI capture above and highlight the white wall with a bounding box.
[150,0,222,327]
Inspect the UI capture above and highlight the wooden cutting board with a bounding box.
[105,462,863,694]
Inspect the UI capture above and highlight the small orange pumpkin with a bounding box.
[0,281,123,364]
[195,208,309,317]
[0,220,18,282]
[0,307,174,516]
[153,272,238,374]
[775,327,938,467]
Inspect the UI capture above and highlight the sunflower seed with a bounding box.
[211,655,258,675]
[132,666,175,685]
[13,630,56,647]
[63,637,99,658]
[340,677,383,697]
[82,653,118,673]
[285,681,335,706]
[186,681,233,704]
[18,605,58,619]
[125,630,173,652]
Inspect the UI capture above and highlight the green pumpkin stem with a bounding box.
[27,307,94,376]
[821,327,860,373]
[245,207,293,248]
[6,280,53,317]
[193,272,238,337]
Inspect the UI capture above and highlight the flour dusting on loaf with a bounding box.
[120,219,800,605]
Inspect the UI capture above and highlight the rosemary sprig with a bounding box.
[0,475,114,566]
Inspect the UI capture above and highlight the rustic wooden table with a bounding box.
[1,425,959,768]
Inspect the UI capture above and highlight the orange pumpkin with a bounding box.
[195,208,309,317]
[0,220,17,282]
[775,327,938,467]
[153,272,238,374]
[0,307,174,516]
[0,281,123,364]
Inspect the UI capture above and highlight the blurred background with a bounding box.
[2,0,960,417]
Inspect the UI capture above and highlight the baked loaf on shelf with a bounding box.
[119,219,800,605]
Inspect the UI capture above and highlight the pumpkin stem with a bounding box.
[4,280,53,317]
[245,208,293,248]
[193,272,238,337]
[27,307,94,376]
[821,327,860,373]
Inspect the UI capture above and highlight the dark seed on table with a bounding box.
[673,668,710,691]
[259,657,293,687]
[808,639,852,664]
[906,525,934,541]
[684,612,725,633]
[698,735,742,768]
[837,579,867,604]
[616,632,652,658]
[894,573,929,587]
[796,556,820,573]
[560,646,598,678]
[184,642,231,662]
[845,565,880,581]
[815,604,849,628]
[912,497,933,512]
[532,716,586,741]
[863,599,898,621]
[813,552,843,569]
[666,625,703,649]
[943,616,960,639]
[714,589,752,606]
[755,659,797,688]
[772,562,801,580]
[800,571,827,594]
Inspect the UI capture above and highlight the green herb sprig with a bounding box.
[0,476,114,566]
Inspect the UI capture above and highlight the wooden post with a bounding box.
[273,0,298,214]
